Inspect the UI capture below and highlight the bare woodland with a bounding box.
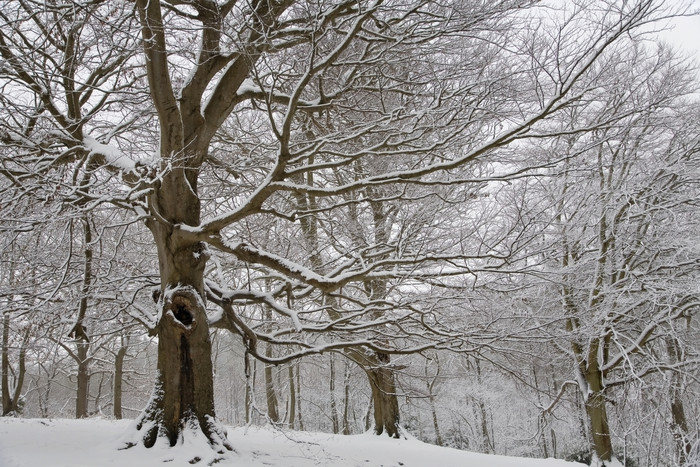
[0,1,698,466]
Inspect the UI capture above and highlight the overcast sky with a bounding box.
[658,1,700,64]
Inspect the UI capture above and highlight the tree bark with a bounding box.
[245,351,254,425]
[425,359,443,446]
[73,216,93,419]
[329,354,340,433]
[474,360,494,453]
[294,165,405,438]
[1,311,11,415]
[1,314,28,416]
[76,341,90,418]
[366,351,401,438]
[667,337,692,465]
[583,356,613,464]
[296,363,304,431]
[134,285,230,451]
[342,362,351,435]
[113,339,128,420]
[264,344,280,423]
[287,364,296,429]
[11,328,29,416]
[132,180,230,450]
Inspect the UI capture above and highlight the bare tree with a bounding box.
[522,49,700,465]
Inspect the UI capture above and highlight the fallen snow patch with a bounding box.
[0,418,586,467]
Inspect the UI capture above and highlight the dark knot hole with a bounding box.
[173,304,194,326]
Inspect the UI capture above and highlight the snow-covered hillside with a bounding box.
[0,418,585,467]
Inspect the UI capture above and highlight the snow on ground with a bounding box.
[0,418,585,467]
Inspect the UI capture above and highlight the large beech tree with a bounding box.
[0,0,685,459]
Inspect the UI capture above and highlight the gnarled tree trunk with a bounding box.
[133,208,231,451]
[137,286,221,447]
[366,351,401,438]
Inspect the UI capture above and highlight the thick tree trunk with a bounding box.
[366,352,400,438]
[584,367,613,464]
[264,360,280,422]
[131,190,231,452]
[295,175,403,438]
[116,121,232,448]
[134,285,230,451]
[585,390,613,464]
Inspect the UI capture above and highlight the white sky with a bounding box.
[658,1,700,65]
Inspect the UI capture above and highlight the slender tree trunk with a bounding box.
[330,354,340,433]
[3,219,29,418]
[113,339,128,420]
[533,365,548,458]
[364,396,372,432]
[667,337,692,465]
[287,364,296,429]
[264,344,280,423]
[295,364,304,431]
[245,352,253,425]
[73,216,92,419]
[2,311,11,415]
[425,358,443,446]
[76,341,90,418]
[1,315,28,416]
[472,359,494,453]
[93,371,107,415]
[10,328,29,415]
[342,362,351,435]
[670,393,691,466]
[583,351,613,464]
